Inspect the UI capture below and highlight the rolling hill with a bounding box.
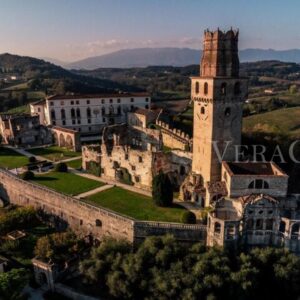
[0,53,140,112]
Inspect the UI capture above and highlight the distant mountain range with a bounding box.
[65,47,300,70]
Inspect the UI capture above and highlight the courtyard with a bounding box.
[32,171,104,196]
[28,146,81,162]
[0,147,28,169]
[85,187,187,222]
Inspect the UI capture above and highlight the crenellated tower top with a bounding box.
[200,28,239,77]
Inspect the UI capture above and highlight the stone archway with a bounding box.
[59,133,65,147]
[53,132,59,145]
[66,135,73,149]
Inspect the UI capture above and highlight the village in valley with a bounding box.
[1,1,300,300]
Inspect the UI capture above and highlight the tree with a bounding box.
[0,207,37,235]
[289,84,297,94]
[20,170,34,180]
[152,171,173,207]
[28,156,37,163]
[181,211,196,224]
[34,231,80,262]
[79,237,300,300]
[55,162,68,172]
[0,268,29,300]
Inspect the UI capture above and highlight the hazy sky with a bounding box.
[1,0,300,62]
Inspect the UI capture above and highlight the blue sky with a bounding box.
[0,0,300,61]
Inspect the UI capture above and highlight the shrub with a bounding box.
[55,162,68,172]
[0,240,20,252]
[28,156,37,163]
[0,207,38,235]
[152,171,173,207]
[181,211,196,224]
[20,171,34,180]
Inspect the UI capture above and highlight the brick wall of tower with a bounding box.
[191,29,248,184]
[200,29,239,77]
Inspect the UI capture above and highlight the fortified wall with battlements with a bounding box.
[156,120,192,151]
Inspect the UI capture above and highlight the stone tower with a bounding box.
[191,29,248,184]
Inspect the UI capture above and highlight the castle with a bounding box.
[82,28,300,252]
[0,29,300,253]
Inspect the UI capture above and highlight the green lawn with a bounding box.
[32,171,104,195]
[66,158,82,169]
[29,146,81,161]
[0,147,29,169]
[243,107,300,138]
[85,187,187,222]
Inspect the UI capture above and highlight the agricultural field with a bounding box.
[243,107,300,138]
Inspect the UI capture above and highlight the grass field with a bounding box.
[85,187,186,222]
[66,158,82,169]
[32,171,104,195]
[0,147,28,169]
[6,104,30,114]
[29,146,81,161]
[243,107,300,138]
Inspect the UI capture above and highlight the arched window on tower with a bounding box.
[195,82,200,94]
[234,82,241,95]
[204,82,208,95]
[201,107,205,114]
[221,82,227,95]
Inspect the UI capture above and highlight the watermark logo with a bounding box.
[211,140,300,163]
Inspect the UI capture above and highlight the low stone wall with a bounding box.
[0,168,206,244]
[134,221,207,244]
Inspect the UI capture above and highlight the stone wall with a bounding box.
[156,121,191,151]
[0,168,206,244]
[134,221,207,244]
[0,168,135,242]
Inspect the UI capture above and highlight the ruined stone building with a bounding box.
[82,123,192,190]
[0,113,52,146]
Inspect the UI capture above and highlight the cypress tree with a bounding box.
[152,171,173,207]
